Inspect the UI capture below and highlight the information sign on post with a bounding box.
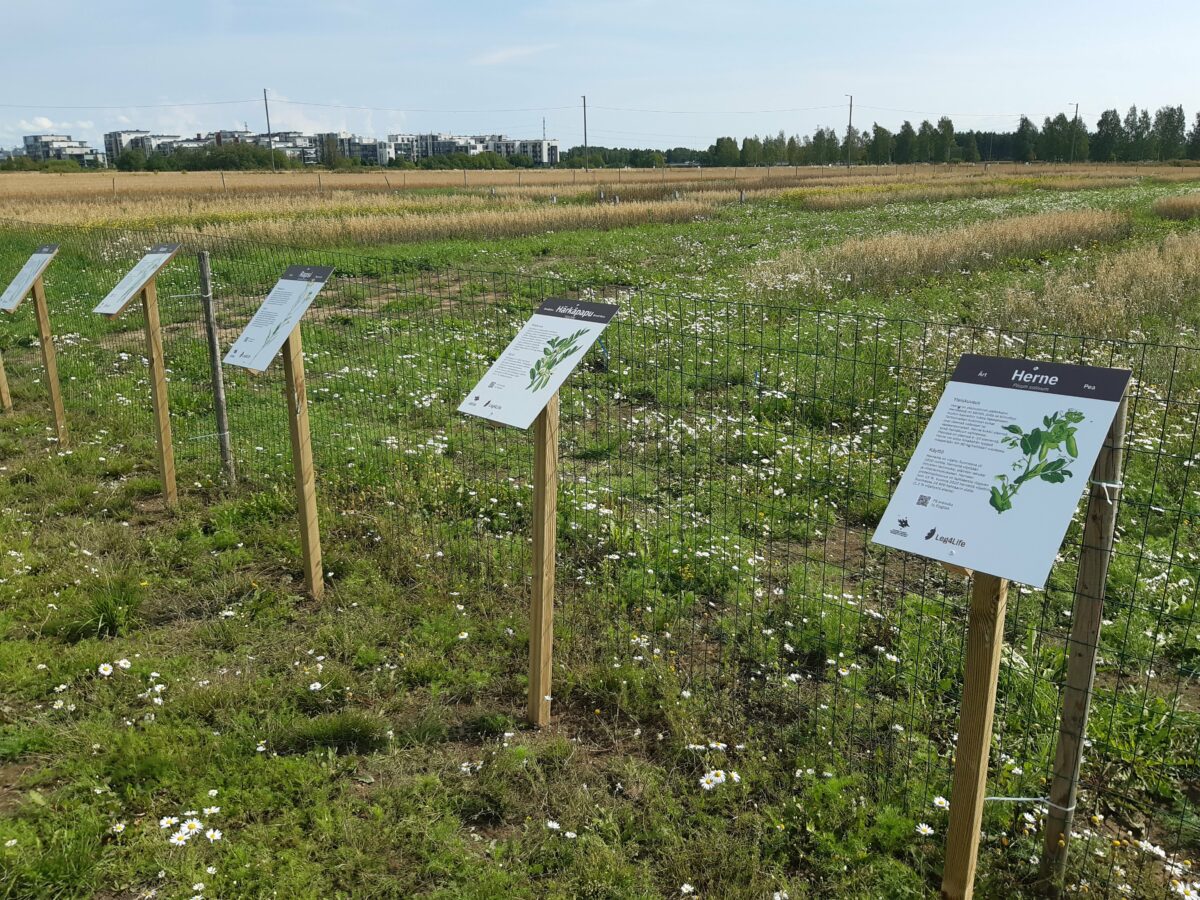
[459,298,618,727]
[0,245,58,313]
[871,354,1130,900]
[224,266,335,372]
[872,355,1130,587]
[94,244,182,506]
[0,245,67,442]
[93,244,181,316]
[225,265,334,599]
[458,299,618,430]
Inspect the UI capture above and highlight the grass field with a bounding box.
[1,164,1199,899]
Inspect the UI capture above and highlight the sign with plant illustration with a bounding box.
[871,354,1130,587]
[224,265,335,372]
[459,298,617,429]
[0,245,59,313]
[93,244,181,317]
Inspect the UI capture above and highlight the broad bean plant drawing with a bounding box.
[527,329,588,392]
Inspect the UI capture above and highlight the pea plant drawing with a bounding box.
[989,409,1084,513]
[527,328,589,392]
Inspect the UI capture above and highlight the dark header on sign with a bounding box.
[951,354,1130,402]
[280,265,335,283]
[535,298,618,323]
[149,243,181,254]
[35,244,59,255]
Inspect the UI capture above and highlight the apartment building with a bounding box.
[22,134,106,168]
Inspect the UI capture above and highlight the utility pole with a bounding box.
[845,94,854,169]
[1068,102,1080,164]
[582,95,589,172]
[263,88,276,173]
[543,117,546,141]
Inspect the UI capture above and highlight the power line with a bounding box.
[0,99,257,110]
[273,99,575,114]
[856,104,1070,120]
[591,103,845,115]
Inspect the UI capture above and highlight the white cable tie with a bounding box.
[1088,480,1124,504]
[984,795,1076,813]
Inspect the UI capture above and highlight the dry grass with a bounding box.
[764,210,1129,289]
[186,197,716,245]
[0,164,1185,247]
[1004,231,1200,337]
[0,162,1182,202]
[1152,193,1200,220]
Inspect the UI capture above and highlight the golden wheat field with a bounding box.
[0,163,1197,247]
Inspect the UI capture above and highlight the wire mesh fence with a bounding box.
[0,218,1196,897]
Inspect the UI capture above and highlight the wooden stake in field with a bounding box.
[527,394,559,726]
[942,569,1009,900]
[92,243,183,507]
[1039,394,1128,895]
[0,244,68,443]
[222,264,335,599]
[32,277,68,444]
[0,349,11,413]
[282,324,323,598]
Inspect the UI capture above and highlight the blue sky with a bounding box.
[3,0,1198,151]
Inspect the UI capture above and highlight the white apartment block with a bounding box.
[388,133,559,165]
[104,130,149,159]
[23,134,106,168]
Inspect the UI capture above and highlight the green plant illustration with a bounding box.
[527,328,588,392]
[989,409,1084,513]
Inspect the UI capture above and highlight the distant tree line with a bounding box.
[115,142,301,172]
[13,103,1198,174]
[0,157,87,173]
[559,105,1200,167]
[386,151,536,170]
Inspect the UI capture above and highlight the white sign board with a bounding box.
[93,244,181,317]
[871,354,1130,587]
[224,265,334,373]
[459,298,618,429]
[0,245,59,313]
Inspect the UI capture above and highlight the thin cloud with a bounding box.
[471,43,557,66]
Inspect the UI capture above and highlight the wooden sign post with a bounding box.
[457,299,619,727]
[0,351,11,413]
[1038,394,1129,896]
[527,394,559,726]
[94,244,183,507]
[0,244,67,442]
[31,277,68,444]
[281,324,323,598]
[942,570,1009,900]
[224,265,335,599]
[141,278,177,507]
